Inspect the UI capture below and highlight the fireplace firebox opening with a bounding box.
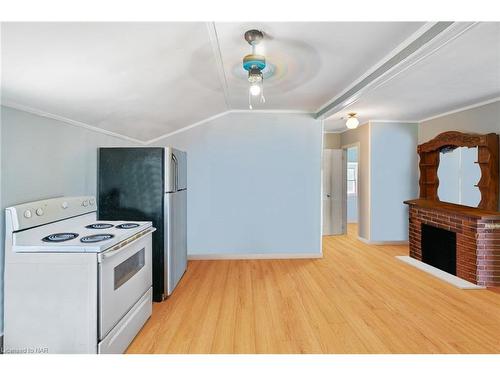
[421,224,457,275]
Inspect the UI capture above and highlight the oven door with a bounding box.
[98,228,155,340]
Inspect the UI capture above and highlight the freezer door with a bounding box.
[165,147,187,192]
[164,189,187,296]
[98,147,165,303]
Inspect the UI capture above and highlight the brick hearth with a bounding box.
[405,199,500,287]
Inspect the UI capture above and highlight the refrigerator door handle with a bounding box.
[172,153,178,192]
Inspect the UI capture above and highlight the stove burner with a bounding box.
[42,233,79,243]
[80,234,114,243]
[116,223,139,229]
[85,223,114,229]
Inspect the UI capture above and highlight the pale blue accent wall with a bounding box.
[347,196,358,223]
[370,122,419,242]
[0,106,138,336]
[151,112,322,255]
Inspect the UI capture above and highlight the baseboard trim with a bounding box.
[188,253,323,260]
[357,236,408,245]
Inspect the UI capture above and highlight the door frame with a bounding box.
[342,142,361,237]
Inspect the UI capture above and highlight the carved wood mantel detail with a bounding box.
[418,131,499,211]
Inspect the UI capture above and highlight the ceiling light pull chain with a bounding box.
[249,89,253,110]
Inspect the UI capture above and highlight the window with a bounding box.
[347,162,358,196]
[114,248,145,290]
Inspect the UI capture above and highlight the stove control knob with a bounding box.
[24,210,32,219]
[89,198,95,206]
[61,201,68,209]
[82,200,89,207]
[36,208,44,216]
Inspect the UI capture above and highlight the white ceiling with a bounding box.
[1,22,228,142]
[1,22,498,141]
[324,22,500,131]
[214,22,424,110]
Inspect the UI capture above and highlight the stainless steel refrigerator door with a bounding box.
[175,149,187,191]
[165,147,187,192]
[164,189,187,296]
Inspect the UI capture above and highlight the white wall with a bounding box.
[419,100,500,210]
[323,133,341,149]
[370,122,419,242]
[0,106,138,336]
[151,112,323,257]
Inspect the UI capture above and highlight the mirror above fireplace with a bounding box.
[437,146,481,207]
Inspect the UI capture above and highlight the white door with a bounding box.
[322,149,345,235]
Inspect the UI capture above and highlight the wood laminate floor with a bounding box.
[127,224,500,354]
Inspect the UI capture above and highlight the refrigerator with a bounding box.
[97,147,187,301]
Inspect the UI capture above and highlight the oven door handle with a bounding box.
[99,227,156,262]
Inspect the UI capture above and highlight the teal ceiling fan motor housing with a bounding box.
[243,54,266,71]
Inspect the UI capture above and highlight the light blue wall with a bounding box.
[347,196,358,223]
[347,147,358,162]
[152,112,323,256]
[0,106,138,336]
[370,122,419,242]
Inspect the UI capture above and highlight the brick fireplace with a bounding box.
[405,199,500,287]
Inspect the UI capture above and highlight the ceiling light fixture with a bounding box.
[243,29,266,109]
[345,113,359,129]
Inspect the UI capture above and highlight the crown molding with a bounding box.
[1,101,146,144]
[145,109,316,144]
[144,110,231,144]
[369,120,419,124]
[229,109,313,115]
[324,119,419,133]
[2,102,318,145]
[323,130,344,134]
[418,97,500,123]
[335,121,371,134]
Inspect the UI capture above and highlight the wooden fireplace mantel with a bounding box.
[404,199,500,220]
[417,131,499,211]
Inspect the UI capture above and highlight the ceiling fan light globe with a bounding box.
[250,84,261,96]
[346,117,359,129]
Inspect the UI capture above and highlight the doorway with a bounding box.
[343,144,360,238]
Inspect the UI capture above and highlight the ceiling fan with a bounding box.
[242,29,266,109]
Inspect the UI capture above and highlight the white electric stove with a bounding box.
[3,196,155,354]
